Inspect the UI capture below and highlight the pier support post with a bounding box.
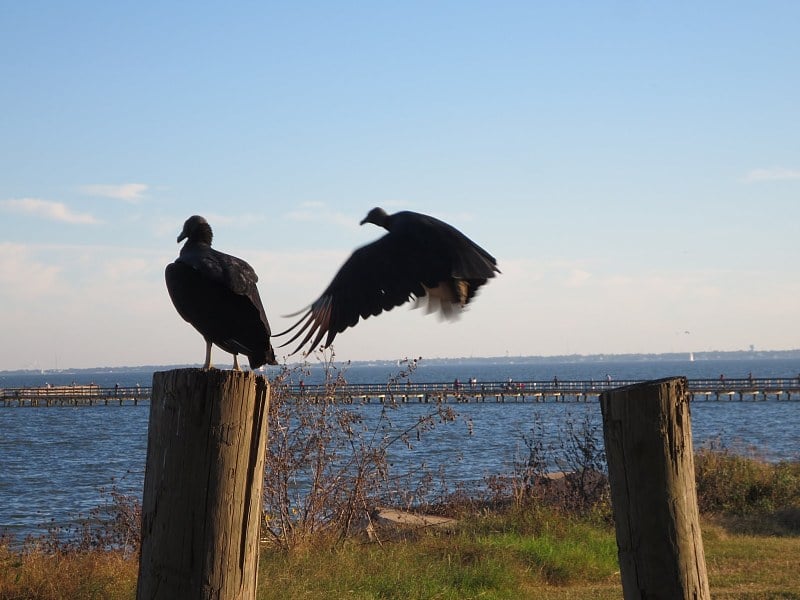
[136,368,270,600]
[600,377,710,600]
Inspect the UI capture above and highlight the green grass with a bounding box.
[479,529,617,584]
[255,518,620,599]
[255,513,800,600]
[5,511,800,599]
[703,522,800,599]
[3,451,800,599]
[259,531,528,599]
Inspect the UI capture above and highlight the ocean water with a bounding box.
[1,356,799,542]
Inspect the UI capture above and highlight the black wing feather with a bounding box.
[276,209,499,356]
[277,234,423,354]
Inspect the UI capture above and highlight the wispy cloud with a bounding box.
[80,183,149,201]
[742,167,800,183]
[564,268,592,288]
[285,202,359,229]
[0,243,62,297]
[202,213,267,228]
[0,198,100,224]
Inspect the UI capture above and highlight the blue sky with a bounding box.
[1,2,798,370]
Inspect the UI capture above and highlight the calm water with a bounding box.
[1,357,799,541]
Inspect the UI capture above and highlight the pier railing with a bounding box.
[2,377,800,406]
[0,384,147,406]
[278,377,800,403]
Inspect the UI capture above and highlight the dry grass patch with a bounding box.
[0,544,136,600]
[702,524,800,598]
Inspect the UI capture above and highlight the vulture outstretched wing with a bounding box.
[277,207,499,355]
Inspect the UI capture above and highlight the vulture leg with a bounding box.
[232,354,241,371]
[203,340,213,370]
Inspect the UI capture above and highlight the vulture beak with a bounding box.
[177,229,188,243]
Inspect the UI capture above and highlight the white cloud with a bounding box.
[284,204,359,230]
[81,183,149,201]
[742,167,800,183]
[201,213,267,228]
[564,268,592,287]
[0,243,62,298]
[1,241,798,369]
[0,198,100,224]
[298,201,325,209]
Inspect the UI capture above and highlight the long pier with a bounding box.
[0,384,147,407]
[2,378,800,407]
[285,377,800,404]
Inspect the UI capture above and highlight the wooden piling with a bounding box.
[136,369,270,600]
[600,377,710,599]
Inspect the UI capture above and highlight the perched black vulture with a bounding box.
[277,207,499,355]
[165,215,277,370]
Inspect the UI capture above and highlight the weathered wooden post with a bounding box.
[600,377,710,599]
[137,368,270,600]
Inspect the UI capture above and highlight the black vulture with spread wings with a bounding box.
[277,207,499,355]
[165,215,278,370]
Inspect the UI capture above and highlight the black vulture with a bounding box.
[165,215,277,370]
[276,207,499,355]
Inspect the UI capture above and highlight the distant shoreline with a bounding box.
[2,349,799,376]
